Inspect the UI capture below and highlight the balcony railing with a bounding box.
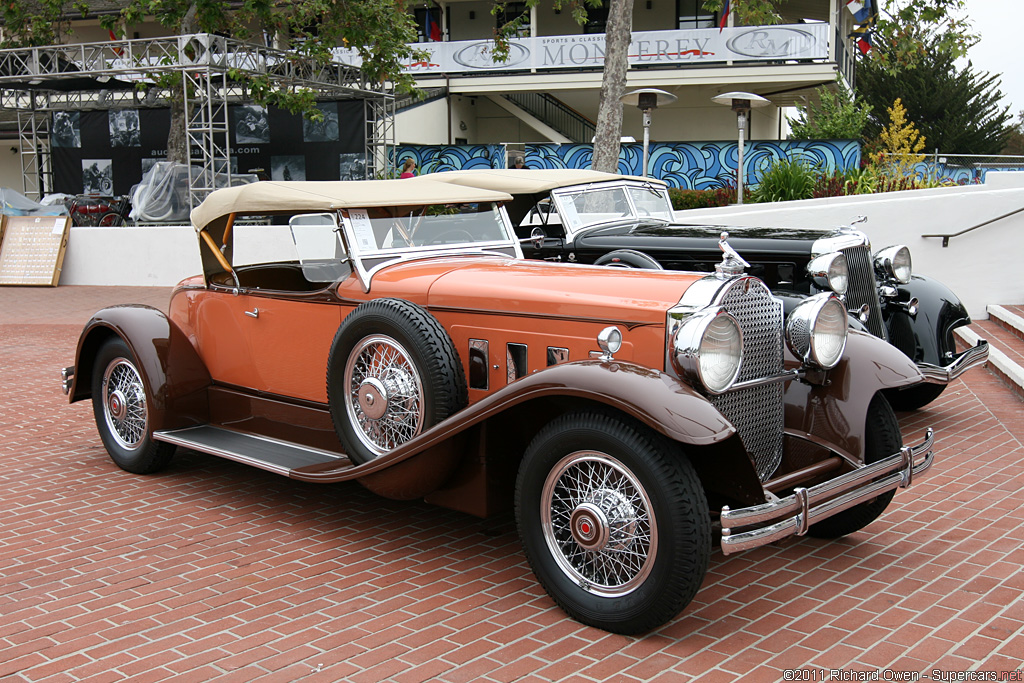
[334,23,832,77]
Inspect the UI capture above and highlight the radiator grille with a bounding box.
[710,278,785,481]
[842,246,887,341]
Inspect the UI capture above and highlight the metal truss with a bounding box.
[0,34,393,203]
[365,95,397,179]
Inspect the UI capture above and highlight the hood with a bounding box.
[417,258,705,326]
[578,222,828,257]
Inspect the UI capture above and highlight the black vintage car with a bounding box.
[420,169,989,410]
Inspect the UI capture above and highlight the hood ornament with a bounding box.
[716,231,749,278]
[837,215,867,234]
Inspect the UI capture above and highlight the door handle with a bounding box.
[244,308,259,318]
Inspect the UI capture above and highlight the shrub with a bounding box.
[750,156,818,203]
[668,185,752,210]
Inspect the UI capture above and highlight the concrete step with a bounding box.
[989,304,1024,342]
[955,310,1024,401]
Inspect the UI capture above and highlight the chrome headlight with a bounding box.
[874,245,912,284]
[786,294,848,369]
[673,309,743,394]
[806,252,849,295]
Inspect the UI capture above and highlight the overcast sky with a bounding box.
[961,1,1023,120]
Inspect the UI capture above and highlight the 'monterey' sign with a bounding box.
[334,24,828,75]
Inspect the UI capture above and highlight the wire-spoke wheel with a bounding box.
[343,335,426,456]
[516,412,710,635]
[328,299,467,465]
[101,357,148,450]
[542,452,657,597]
[91,337,175,474]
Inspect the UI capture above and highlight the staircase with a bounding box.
[954,305,1024,400]
[502,93,596,144]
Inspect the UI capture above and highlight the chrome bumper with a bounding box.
[61,366,75,395]
[720,428,935,554]
[917,339,989,384]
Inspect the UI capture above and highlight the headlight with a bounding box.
[673,309,743,394]
[874,245,912,284]
[807,252,849,295]
[786,294,848,369]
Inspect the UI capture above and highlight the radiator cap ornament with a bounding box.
[716,232,749,278]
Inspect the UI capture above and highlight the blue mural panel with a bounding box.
[403,140,862,188]
[393,144,505,175]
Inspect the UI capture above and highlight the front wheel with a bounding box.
[808,393,901,538]
[91,337,176,474]
[884,382,945,411]
[516,412,710,635]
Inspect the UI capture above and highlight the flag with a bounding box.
[426,10,442,42]
[846,0,864,15]
[719,0,731,32]
[857,33,872,55]
[851,0,872,25]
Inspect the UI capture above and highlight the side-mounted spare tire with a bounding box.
[327,298,468,465]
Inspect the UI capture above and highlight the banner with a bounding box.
[334,24,828,75]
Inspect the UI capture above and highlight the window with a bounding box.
[413,7,444,42]
[496,2,530,38]
[583,1,610,34]
[677,0,717,29]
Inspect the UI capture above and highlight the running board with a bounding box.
[153,425,351,477]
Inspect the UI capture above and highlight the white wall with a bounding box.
[675,172,1024,318]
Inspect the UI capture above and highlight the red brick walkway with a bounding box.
[1,287,1022,682]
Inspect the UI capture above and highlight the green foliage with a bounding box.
[750,156,818,203]
[1002,112,1024,156]
[856,31,1013,155]
[669,186,750,210]
[788,82,872,141]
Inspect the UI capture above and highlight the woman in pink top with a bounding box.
[399,158,417,178]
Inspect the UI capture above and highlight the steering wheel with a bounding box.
[426,229,475,245]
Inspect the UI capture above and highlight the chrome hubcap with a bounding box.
[541,452,656,597]
[344,335,425,456]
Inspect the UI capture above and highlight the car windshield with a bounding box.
[551,183,673,233]
[344,202,515,254]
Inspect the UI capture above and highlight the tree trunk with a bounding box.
[592,0,634,173]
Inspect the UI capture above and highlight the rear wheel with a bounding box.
[516,412,710,635]
[91,337,176,474]
[808,393,901,538]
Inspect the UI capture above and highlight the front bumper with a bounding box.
[917,339,989,384]
[720,428,935,554]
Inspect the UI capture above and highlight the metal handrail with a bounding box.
[922,205,1024,247]
[503,92,596,143]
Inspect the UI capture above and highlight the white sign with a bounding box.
[334,24,828,75]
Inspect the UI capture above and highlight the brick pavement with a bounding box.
[1,286,1022,682]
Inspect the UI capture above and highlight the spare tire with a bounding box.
[327,298,467,465]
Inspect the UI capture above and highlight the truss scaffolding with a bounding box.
[0,34,395,204]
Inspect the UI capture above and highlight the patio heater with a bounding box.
[711,91,770,204]
[620,88,677,177]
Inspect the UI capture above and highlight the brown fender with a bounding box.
[69,305,211,431]
[292,359,737,486]
[783,329,924,465]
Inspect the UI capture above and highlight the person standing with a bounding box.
[400,158,417,178]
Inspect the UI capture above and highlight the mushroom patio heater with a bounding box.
[620,88,677,177]
[711,91,770,204]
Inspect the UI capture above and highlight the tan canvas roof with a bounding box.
[413,169,668,194]
[190,179,513,231]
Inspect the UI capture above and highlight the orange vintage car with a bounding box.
[62,179,934,634]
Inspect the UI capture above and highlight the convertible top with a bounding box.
[414,169,668,194]
[190,179,513,232]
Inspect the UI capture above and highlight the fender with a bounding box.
[882,274,970,367]
[69,305,211,431]
[292,359,739,487]
[783,330,923,465]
